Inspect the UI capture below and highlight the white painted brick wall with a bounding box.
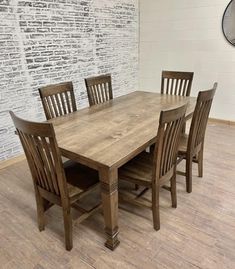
[0,0,139,161]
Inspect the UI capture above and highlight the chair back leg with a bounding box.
[198,143,204,177]
[186,155,193,193]
[170,174,177,208]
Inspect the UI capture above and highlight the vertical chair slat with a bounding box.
[104,82,109,101]
[161,122,173,176]
[101,83,106,102]
[178,79,183,95]
[41,137,60,195]
[60,92,67,115]
[165,121,176,172]
[91,86,96,105]
[170,79,174,95]
[175,79,179,95]
[182,80,188,96]
[161,76,165,94]
[45,97,54,119]
[50,95,59,118]
[55,94,63,116]
[166,78,169,94]
[168,119,182,171]
[93,85,99,104]
[64,91,71,113]
[97,84,102,103]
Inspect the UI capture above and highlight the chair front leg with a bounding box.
[170,174,177,208]
[152,184,160,231]
[63,206,73,251]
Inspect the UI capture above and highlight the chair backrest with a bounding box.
[39,82,77,120]
[188,83,217,155]
[85,74,113,106]
[10,111,68,201]
[161,71,194,96]
[153,104,187,182]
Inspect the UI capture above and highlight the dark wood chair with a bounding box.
[10,111,101,251]
[39,82,77,120]
[85,74,113,106]
[161,71,194,96]
[177,83,217,193]
[118,104,187,230]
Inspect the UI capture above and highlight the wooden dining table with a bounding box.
[49,91,197,250]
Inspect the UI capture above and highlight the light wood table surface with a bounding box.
[49,91,197,250]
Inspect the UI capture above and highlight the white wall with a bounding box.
[139,0,235,121]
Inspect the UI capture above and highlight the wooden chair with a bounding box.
[39,82,77,120]
[118,104,187,230]
[177,83,217,193]
[85,74,113,106]
[10,111,101,251]
[161,71,194,96]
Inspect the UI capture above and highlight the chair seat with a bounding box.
[63,161,99,198]
[178,133,189,154]
[119,152,153,187]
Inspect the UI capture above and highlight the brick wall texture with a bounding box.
[0,0,139,161]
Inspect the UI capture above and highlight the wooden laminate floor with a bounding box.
[0,123,235,269]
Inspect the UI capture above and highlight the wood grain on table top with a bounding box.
[49,91,196,169]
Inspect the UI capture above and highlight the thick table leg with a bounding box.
[99,167,120,250]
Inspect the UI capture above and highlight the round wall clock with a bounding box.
[222,0,235,45]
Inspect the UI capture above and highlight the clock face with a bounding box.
[222,0,235,45]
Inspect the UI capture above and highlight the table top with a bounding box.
[50,91,196,170]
